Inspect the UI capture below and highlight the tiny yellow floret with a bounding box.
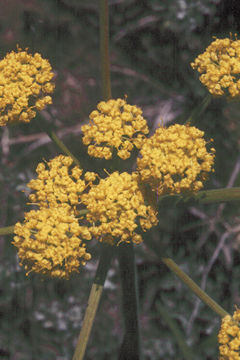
[82,98,149,160]
[218,308,240,359]
[137,124,215,195]
[191,36,240,98]
[0,47,55,126]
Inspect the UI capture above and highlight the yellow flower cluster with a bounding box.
[0,47,55,126]
[13,206,91,279]
[137,124,215,195]
[82,98,149,160]
[13,155,97,278]
[81,171,158,245]
[12,94,217,279]
[28,155,97,208]
[218,308,240,359]
[191,37,240,97]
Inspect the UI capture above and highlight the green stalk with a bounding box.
[45,129,81,167]
[118,243,142,360]
[156,302,194,360]
[186,94,211,124]
[195,187,240,204]
[161,187,240,205]
[100,0,112,100]
[72,2,113,359]
[0,225,15,235]
[35,118,81,167]
[161,257,229,318]
[72,245,113,360]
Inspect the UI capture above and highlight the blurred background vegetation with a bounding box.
[1,0,240,359]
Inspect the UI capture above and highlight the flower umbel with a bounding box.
[218,308,240,359]
[82,98,149,160]
[13,155,97,278]
[191,36,240,97]
[0,47,55,126]
[81,171,158,245]
[137,124,215,195]
[13,206,92,279]
[28,155,97,209]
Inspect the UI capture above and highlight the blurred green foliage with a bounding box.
[1,0,240,359]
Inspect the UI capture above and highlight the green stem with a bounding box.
[156,302,194,360]
[161,257,229,318]
[72,3,113,357]
[72,245,113,360]
[186,94,211,124]
[72,3,113,358]
[0,225,15,235]
[35,118,81,167]
[194,187,240,204]
[118,243,142,360]
[162,187,240,205]
[100,0,112,100]
[45,129,81,167]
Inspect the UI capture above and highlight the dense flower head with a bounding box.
[81,171,158,245]
[13,206,92,279]
[191,36,240,97]
[137,124,215,195]
[82,98,149,160]
[218,308,240,359]
[0,47,55,126]
[13,155,96,278]
[28,155,97,209]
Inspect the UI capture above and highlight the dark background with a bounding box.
[1,0,240,359]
